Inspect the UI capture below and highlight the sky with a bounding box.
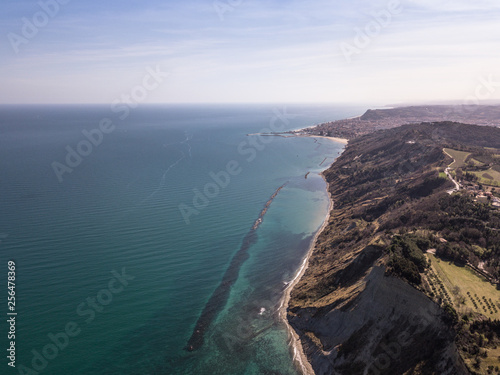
[1,0,500,104]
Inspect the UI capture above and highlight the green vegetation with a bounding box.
[381,193,500,280]
[444,146,500,187]
[472,168,500,187]
[470,158,486,167]
[427,254,500,318]
[456,320,500,374]
[387,234,428,284]
[444,148,472,169]
[290,122,500,374]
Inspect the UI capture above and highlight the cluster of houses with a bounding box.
[462,183,500,208]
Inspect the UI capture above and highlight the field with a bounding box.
[482,347,500,373]
[426,255,500,372]
[469,158,485,166]
[443,147,500,186]
[443,148,472,169]
[472,168,500,187]
[426,254,500,318]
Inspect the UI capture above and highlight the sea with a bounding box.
[0,104,365,375]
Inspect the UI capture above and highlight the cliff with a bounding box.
[288,122,500,374]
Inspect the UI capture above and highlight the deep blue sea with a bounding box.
[0,104,364,375]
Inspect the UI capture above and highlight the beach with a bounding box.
[247,130,349,145]
[279,187,333,375]
[279,134,346,375]
[299,133,348,144]
[290,126,349,145]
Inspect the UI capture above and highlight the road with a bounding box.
[443,149,460,194]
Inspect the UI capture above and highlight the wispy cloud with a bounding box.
[1,0,499,104]
[406,0,500,12]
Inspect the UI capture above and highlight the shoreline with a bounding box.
[278,174,334,375]
[299,134,348,145]
[247,131,349,145]
[290,130,349,145]
[279,137,344,375]
[346,114,362,120]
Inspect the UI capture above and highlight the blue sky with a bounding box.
[1,0,500,104]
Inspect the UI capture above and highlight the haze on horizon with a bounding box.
[1,0,500,105]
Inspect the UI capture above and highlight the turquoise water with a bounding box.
[0,104,362,374]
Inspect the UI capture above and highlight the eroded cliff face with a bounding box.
[289,263,467,374]
[287,124,475,374]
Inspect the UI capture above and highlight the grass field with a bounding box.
[442,147,500,186]
[472,168,500,187]
[427,254,500,318]
[481,346,500,373]
[486,147,500,153]
[470,158,485,167]
[444,148,472,169]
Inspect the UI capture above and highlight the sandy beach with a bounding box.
[247,131,349,145]
[299,133,348,144]
[278,169,336,375]
[277,129,349,374]
[288,126,349,145]
[248,128,345,374]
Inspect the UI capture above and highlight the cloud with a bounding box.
[406,0,500,12]
[1,0,500,104]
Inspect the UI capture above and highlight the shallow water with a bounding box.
[0,104,361,374]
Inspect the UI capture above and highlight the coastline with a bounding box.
[279,185,333,375]
[299,134,348,145]
[247,131,349,145]
[346,114,361,120]
[291,127,349,145]
[279,135,345,375]
[275,122,489,374]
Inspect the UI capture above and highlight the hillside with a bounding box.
[299,105,500,139]
[288,122,500,374]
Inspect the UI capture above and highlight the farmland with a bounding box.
[426,254,500,318]
[472,168,500,187]
[444,147,500,187]
[444,148,472,169]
